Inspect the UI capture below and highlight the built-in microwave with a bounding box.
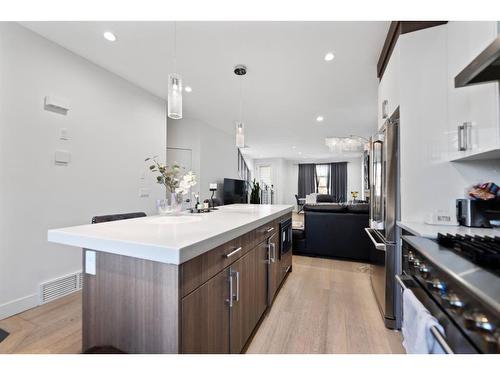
[279,218,292,258]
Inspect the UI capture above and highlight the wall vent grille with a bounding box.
[39,271,83,304]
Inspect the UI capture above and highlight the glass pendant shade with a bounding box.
[168,73,183,119]
[235,122,245,148]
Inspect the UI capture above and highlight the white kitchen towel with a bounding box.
[402,288,446,354]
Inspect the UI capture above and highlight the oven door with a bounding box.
[395,273,479,354]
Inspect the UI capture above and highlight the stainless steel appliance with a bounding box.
[456,198,500,228]
[279,217,292,258]
[365,108,401,329]
[398,235,500,353]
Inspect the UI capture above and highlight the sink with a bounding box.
[148,215,203,225]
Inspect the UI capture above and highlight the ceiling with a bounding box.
[21,21,389,160]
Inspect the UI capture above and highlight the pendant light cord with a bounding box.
[239,76,243,123]
[173,22,177,73]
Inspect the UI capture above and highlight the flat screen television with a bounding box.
[223,178,247,205]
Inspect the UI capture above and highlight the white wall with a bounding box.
[0,23,167,319]
[167,118,240,202]
[399,25,500,222]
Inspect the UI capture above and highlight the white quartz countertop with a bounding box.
[48,204,293,265]
[397,220,500,239]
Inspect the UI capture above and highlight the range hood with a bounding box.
[455,36,500,88]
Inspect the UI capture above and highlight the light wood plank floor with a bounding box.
[0,256,404,354]
[247,256,404,354]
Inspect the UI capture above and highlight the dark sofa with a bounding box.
[294,203,373,262]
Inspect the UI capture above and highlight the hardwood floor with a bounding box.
[0,292,82,353]
[0,256,404,354]
[247,256,404,354]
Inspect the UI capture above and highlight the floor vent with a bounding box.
[39,271,83,304]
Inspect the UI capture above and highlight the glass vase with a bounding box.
[171,192,183,215]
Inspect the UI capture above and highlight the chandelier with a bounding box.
[325,136,368,154]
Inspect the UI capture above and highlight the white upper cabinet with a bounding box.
[446,21,500,160]
[378,41,400,130]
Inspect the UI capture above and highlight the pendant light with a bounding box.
[236,122,245,148]
[234,64,247,148]
[168,22,182,119]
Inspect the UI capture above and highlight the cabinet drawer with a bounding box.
[181,237,243,297]
[254,221,278,246]
[180,215,286,298]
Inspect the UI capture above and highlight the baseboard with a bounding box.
[0,294,38,320]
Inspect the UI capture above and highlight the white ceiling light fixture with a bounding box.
[184,86,192,93]
[316,115,324,122]
[324,52,335,61]
[103,31,116,42]
[168,22,183,120]
[234,64,247,148]
[325,136,368,154]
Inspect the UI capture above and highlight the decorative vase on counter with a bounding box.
[145,157,197,215]
[157,192,183,216]
[171,192,183,215]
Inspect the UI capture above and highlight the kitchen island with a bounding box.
[48,204,293,354]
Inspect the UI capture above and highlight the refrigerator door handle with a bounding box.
[364,228,386,251]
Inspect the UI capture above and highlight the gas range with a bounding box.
[437,233,500,276]
[401,235,500,354]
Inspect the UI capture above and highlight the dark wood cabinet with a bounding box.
[229,250,255,353]
[181,268,230,353]
[254,240,269,323]
[267,231,281,305]
[84,212,292,354]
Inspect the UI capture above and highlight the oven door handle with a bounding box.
[430,326,454,355]
[364,228,386,251]
[395,275,454,354]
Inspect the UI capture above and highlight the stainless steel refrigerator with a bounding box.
[365,108,401,329]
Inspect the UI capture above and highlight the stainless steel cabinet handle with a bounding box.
[225,246,242,258]
[382,99,389,119]
[271,243,276,263]
[458,122,471,151]
[227,272,233,307]
[266,227,274,233]
[233,271,240,302]
[266,244,272,264]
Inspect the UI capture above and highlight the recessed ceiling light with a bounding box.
[184,86,192,93]
[103,32,117,42]
[292,146,296,149]
[316,116,324,122]
[324,52,335,61]
[298,151,302,155]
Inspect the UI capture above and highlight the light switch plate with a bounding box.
[85,250,96,275]
[55,150,71,164]
[139,188,150,198]
[59,128,69,140]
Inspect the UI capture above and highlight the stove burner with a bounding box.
[437,233,500,276]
